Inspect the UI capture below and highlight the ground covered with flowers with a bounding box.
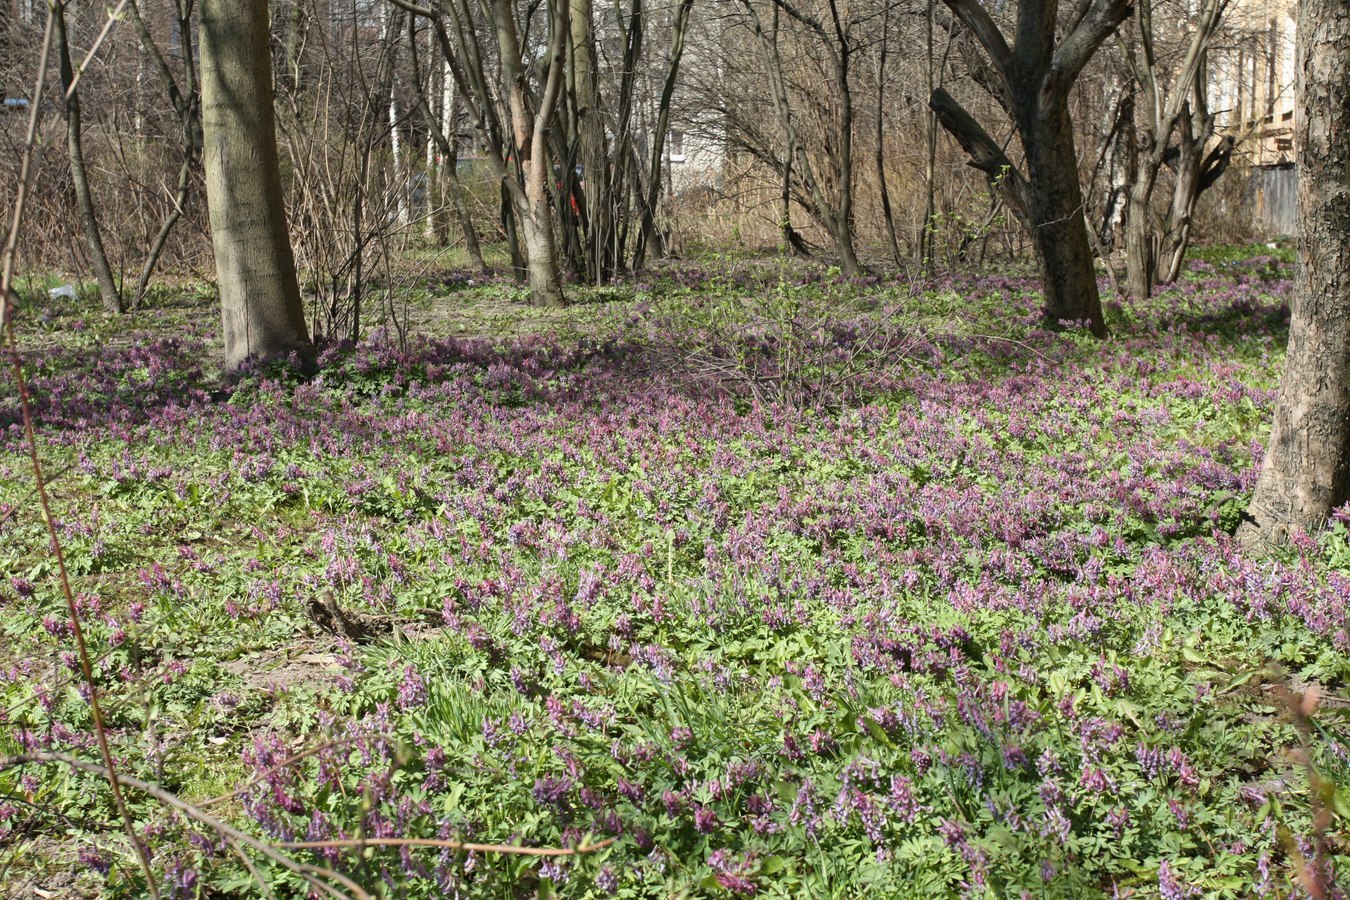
[1,251,1347,898]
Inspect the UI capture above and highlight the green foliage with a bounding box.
[0,253,1344,897]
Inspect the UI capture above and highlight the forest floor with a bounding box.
[0,248,1347,898]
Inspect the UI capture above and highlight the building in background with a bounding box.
[665,127,725,194]
[1209,0,1297,233]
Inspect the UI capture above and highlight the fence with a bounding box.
[1250,164,1296,237]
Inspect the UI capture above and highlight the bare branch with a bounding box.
[928,86,1029,222]
[2,752,370,900]
[939,0,1014,92]
[1053,0,1131,89]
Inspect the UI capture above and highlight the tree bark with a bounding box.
[1239,0,1350,548]
[200,0,314,372]
[1124,169,1157,301]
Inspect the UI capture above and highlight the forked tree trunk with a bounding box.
[199,0,314,372]
[1239,0,1350,549]
[1119,0,1227,299]
[1156,115,1234,286]
[492,0,567,307]
[930,0,1127,338]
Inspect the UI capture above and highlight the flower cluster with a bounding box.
[0,254,1345,897]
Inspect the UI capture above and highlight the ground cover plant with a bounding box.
[0,253,1347,898]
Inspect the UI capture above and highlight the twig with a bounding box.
[60,0,132,103]
[0,9,158,896]
[0,751,369,900]
[958,332,1056,365]
[197,736,360,809]
[227,838,279,900]
[278,836,618,858]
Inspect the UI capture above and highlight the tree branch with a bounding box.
[929,86,1029,222]
[939,0,1013,93]
[1053,0,1131,89]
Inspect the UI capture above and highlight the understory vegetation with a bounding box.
[1,251,1347,898]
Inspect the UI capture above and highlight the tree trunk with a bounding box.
[492,0,567,307]
[634,0,694,271]
[55,1,122,315]
[200,0,314,372]
[568,0,611,282]
[930,0,1125,337]
[1155,107,1230,287]
[779,153,808,256]
[1124,176,1157,301]
[520,197,565,308]
[829,15,862,277]
[922,0,938,274]
[1239,0,1350,548]
[1024,104,1107,336]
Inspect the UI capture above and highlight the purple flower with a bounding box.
[532,775,571,808]
[1158,860,1199,899]
[693,804,719,834]
[78,845,109,876]
[396,665,427,709]
[595,866,619,894]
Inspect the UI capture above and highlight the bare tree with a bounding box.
[733,0,866,276]
[929,0,1130,337]
[1238,0,1350,549]
[633,0,698,271]
[871,0,902,266]
[53,0,122,314]
[406,17,488,274]
[125,0,200,308]
[394,0,569,306]
[494,0,569,306]
[1118,0,1229,299]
